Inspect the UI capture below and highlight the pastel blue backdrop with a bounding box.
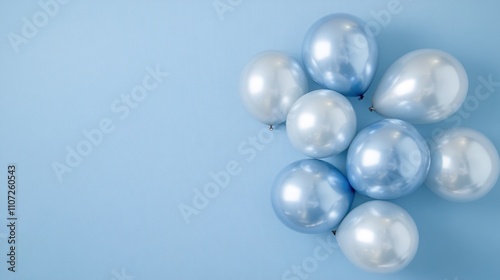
[0,0,499,279]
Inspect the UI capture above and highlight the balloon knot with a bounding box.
[269,125,274,131]
[358,95,364,101]
[332,230,336,236]
[369,106,374,112]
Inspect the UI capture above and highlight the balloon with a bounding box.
[336,200,419,273]
[240,51,308,127]
[371,49,468,124]
[286,90,356,158]
[346,119,430,199]
[426,128,500,202]
[271,159,354,234]
[302,13,378,97]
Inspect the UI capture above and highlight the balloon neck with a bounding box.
[358,95,364,101]
[269,125,274,131]
[369,106,374,112]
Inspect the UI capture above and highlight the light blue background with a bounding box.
[0,0,499,279]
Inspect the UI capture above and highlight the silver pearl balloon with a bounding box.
[371,49,468,124]
[286,90,357,158]
[302,13,378,97]
[336,200,419,273]
[346,119,430,199]
[240,51,308,126]
[426,128,500,202]
[271,159,354,234]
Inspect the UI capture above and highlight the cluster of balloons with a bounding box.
[240,13,500,273]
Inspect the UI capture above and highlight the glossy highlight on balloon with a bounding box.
[240,51,308,126]
[426,128,500,202]
[302,13,378,97]
[346,119,430,199]
[271,159,354,234]
[371,49,468,124]
[286,89,357,158]
[336,200,419,273]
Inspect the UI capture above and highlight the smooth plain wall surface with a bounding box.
[0,0,499,279]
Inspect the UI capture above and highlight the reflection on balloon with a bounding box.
[302,13,378,97]
[271,159,354,234]
[336,200,419,273]
[371,49,468,124]
[238,13,498,275]
[426,128,500,202]
[346,119,430,199]
[240,51,308,126]
[286,90,357,158]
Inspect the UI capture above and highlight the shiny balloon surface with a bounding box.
[371,49,468,124]
[240,51,308,126]
[302,13,378,97]
[271,159,354,234]
[346,119,430,199]
[426,128,500,202]
[287,90,357,158]
[337,200,419,273]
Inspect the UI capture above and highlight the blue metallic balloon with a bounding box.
[302,13,378,97]
[346,119,430,199]
[271,159,354,234]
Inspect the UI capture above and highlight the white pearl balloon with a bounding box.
[286,90,357,158]
[371,49,468,124]
[240,51,308,126]
[426,128,500,202]
[336,200,419,273]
